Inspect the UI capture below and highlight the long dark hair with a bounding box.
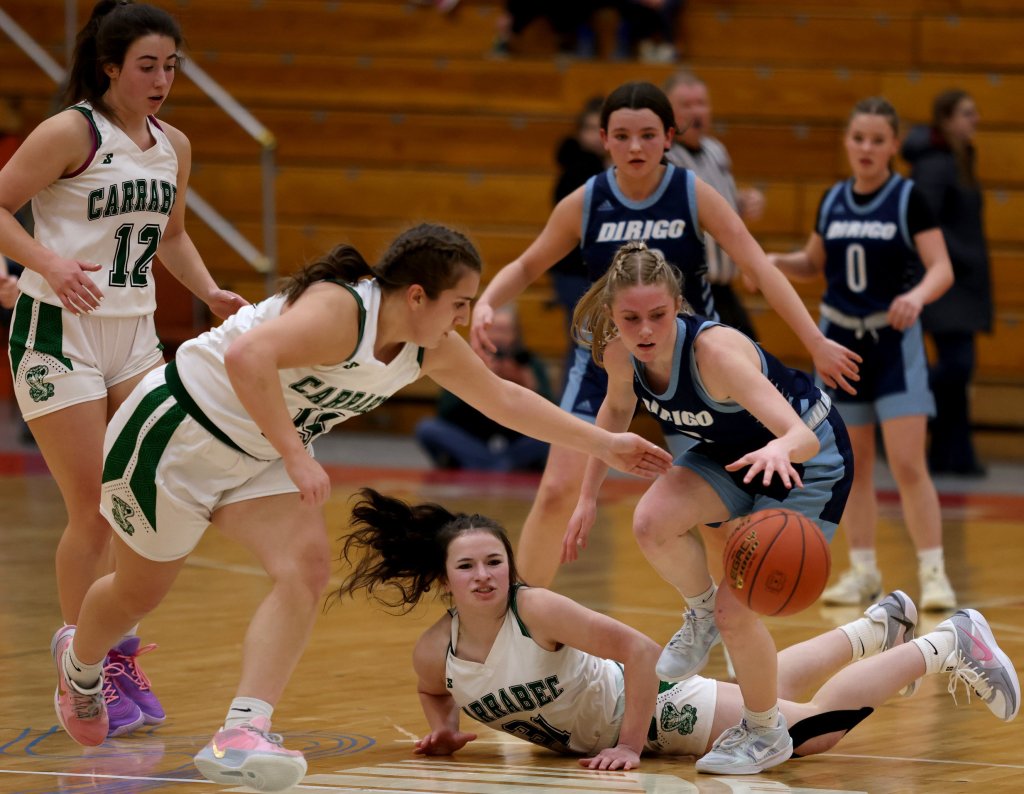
[332,489,521,614]
[600,81,676,135]
[572,241,687,365]
[280,222,482,304]
[62,1,183,118]
[931,89,977,188]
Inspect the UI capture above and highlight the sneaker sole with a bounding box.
[107,712,147,738]
[695,743,794,775]
[880,590,920,697]
[961,609,1021,722]
[194,752,308,792]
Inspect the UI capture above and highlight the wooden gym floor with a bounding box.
[1,434,1022,794]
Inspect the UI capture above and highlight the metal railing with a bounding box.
[0,3,277,295]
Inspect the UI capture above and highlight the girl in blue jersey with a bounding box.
[562,241,854,774]
[0,0,246,737]
[769,98,956,612]
[470,81,860,588]
[334,490,1017,773]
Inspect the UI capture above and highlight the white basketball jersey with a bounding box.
[18,102,178,317]
[174,278,423,460]
[446,588,626,755]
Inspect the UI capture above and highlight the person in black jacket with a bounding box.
[901,90,992,476]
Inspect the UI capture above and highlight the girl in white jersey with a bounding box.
[336,489,1018,772]
[52,223,672,792]
[0,0,245,737]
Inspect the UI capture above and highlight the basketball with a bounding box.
[723,509,831,617]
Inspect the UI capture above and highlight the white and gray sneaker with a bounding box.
[940,609,1020,722]
[865,590,919,696]
[656,608,721,681]
[695,714,794,775]
[822,566,882,605]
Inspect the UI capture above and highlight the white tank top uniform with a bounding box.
[18,101,178,317]
[445,586,716,757]
[101,278,423,560]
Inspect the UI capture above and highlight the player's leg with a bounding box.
[193,490,325,790]
[880,414,955,610]
[822,422,883,605]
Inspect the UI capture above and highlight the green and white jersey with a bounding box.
[174,278,423,460]
[19,102,178,317]
[446,588,626,755]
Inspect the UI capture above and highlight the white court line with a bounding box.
[0,769,210,783]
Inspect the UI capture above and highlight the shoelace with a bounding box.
[102,661,130,705]
[66,683,104,719]
[946,651,992,707]
[667,609,699,650]
[712,721,753,750]
[111,643,158,691]
[241,722,286,747]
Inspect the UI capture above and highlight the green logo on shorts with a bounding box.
[111,496,137,536]
[26,365,55,402]
[661,702,698,735]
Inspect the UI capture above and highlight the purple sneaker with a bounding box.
[107,637,166,725]
[102,659,145,737]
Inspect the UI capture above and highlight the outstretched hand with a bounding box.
[600,433,672,478]
[413,728,477,756]
[725,439,804,489]
[812,337,861,396]
[562,498,597,563]
[579,744,641,771]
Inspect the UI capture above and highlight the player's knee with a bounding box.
[266,538,331,600]
[632,508,677,548]
[888,456,928,487]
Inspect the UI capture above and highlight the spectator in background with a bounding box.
[619,0,683,62]
[550,96,607,391]
[493,2,586,56]
[901,90,992,477]
[665,71,764,340]
[416,305,552,472]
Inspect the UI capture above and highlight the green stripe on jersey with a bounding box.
[129,401,186,530]
[102,384,173,483]
[8,294,33,375]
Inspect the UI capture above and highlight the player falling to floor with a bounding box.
[561,241,857,773]
[334,488,1019,773]
[50,223,670,793]
[0,0,248,737]
[770,97,957,610]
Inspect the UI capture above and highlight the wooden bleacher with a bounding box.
[2,0,1022,450]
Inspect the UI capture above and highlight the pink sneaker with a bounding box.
[193,716,307,792]
[51,626,108,746]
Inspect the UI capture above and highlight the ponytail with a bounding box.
[331,489,519,613]
[279,244,375,303]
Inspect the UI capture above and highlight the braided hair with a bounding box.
[571,240,689,365]
[331,488,521,614]
[280,222,482,304]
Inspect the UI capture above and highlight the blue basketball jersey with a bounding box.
[581,165,713,316]
[817,174,920,316]
[634,315,823,467]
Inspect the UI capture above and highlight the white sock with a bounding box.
[64,645,103,690]
[839,616,886,661]
[912,627,958,675]
[849,548,878,571]
[917,547,944,572]
[224,697,274,730]
[685,583,717,617]
[742,703,780,730]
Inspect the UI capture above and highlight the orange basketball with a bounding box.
[723,509,831,617]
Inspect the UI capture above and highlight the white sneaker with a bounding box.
[865,590,919,696]
[696,715,793,774]
[919,566,957,611]
[940,609,1020,722]
[822,567,882,605]
[656,609,721,681]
